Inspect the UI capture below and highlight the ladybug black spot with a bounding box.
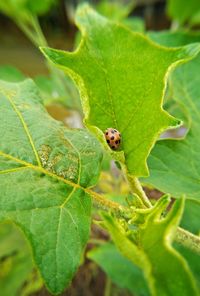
[104,128,122,150]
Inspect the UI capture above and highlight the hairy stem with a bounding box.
[176,227,200,255]
[86,188,131,218]
[88,185,200,255]
[126,174,152,208]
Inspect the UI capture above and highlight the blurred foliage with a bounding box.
[96,0,135,20]
[181,200,200,235]
[0,223,42,296]
[0,65,26,82]
[148,30,200,47]
[0,0,57,22]
[88,242,149,296]
[167,0,200,26]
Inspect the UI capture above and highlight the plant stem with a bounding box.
[15,20,40,47]
[88,238,105,245]
[30,15,48,47]
[176,227,200,255]
[126,174,152,208]
[86,188,131,218]
[104,277,112,296]
[87,186,200,255]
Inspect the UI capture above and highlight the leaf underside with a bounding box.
[0,79,103,294]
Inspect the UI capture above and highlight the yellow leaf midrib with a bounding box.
[0,86,42,167]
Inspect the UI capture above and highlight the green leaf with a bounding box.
[26,0,57,16]
[102,196,198,296]
[174,243,200,291]
[0,0,56,22]
[143,54,200,201]
[181,200,200,235]
[0,79,103,294]
[0,223,41,296]
[148,30,200,47]
[88,242,149,296]
[0,66,25,83]
[123,17,145,33]
[167,0,200,25]
[41,4,200,177]
[96,0,135,21]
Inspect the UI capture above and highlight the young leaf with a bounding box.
[143,55,200,201]
[88,242,149,296]
[41,4,200,177]
[0,79,103,294]
[102,196,198,296]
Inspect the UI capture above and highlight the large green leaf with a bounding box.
[41,4,200,178]
[143,54,200,201]
[0,79,103,294]
[88,242,149,296]
[102,196,198,296]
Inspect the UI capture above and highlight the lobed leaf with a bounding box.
[0,79,103,294]
[102,196,198,296]
[41,4,200,177]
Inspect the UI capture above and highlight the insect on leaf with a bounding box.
[41,4,200,177]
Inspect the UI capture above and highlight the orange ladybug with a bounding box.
[105,128,121,150]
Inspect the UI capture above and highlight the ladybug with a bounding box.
[105,128,121,150]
